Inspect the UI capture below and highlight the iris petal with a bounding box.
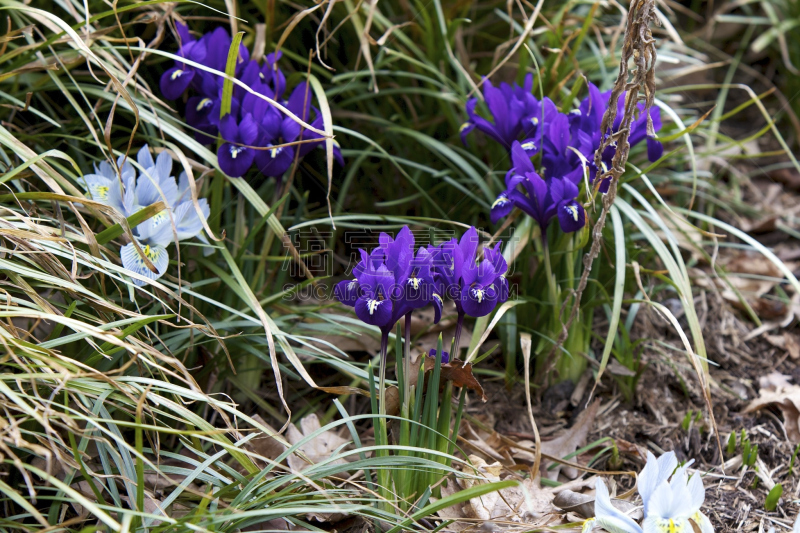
[355,296,393,327]
[120,242,170,286]
[334,278,361,307]
[218,143,255,178]
[160,67,194,100]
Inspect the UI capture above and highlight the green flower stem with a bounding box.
[541,235,559,317]
[378,330,389,419]
[452,311,465,359]
[404,313,412,404]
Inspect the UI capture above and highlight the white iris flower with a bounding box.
[80,145,209,285]
[586,451,714,533]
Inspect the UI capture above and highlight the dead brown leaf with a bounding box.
[246,414,288,468]
[553,488,641,520]
[743,372,800,441]
[286,413,351,472]
[540,399,601,480]
[766,332,800,359]
[436,455,557,531]
[387,354,487,415]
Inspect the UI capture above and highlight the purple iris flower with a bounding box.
[334,226,442,335]
[461,79,526,149]
[252,82,311,177]
[245,81,344,177]
[428,349,450,364]
[569,84,664,191]
[239,53,286,101]
[160,25,249,102]
[608,92,664,161]
[160,23,206,100]
[460,240,509,317]
[491,142,586,233]
[161,22,344,179]
[217,113,258,178]
[429,226,509,318]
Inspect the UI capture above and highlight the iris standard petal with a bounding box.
[239,113,259,145]
[137,144,155,169]
[135,168,178,208]
[175,20,193,46]
[458,226,479,271]
[638,451,678,515]
[484,242,508,275]
[287,81,313,121]
[684,472,705,512]
[219,114,239,142]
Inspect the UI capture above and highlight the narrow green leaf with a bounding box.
[220,32,245,119]
[95,202,166,245]
[595,205,626,386]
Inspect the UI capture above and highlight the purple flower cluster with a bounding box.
[462,75,664,233]
[160,22,342,179]
[334,226,509,334]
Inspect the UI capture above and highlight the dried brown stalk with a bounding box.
[538,0,660,384]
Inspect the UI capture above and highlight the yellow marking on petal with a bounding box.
[492,195,509,209]
[460,122,471,132]
[259,72,265,80]
[473,288,484,303]
[151,210,168,226]
[170,69,184,80]
[433,293,442,305]
[530,117,539,126]
[92,185,109,199]
[229,146,246,159]
[521,141,536,151]
[407,277,421,290]
[196,98,212,111]
[270,146,283,159]
[565,204,580,222]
